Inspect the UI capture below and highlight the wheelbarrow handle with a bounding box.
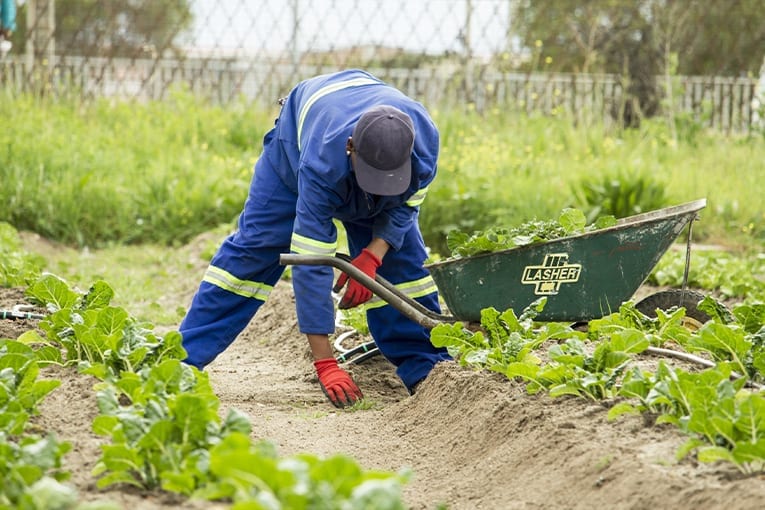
[279,253,456,330]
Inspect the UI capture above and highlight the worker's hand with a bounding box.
[332,248,382,309]
[313,358,363,408]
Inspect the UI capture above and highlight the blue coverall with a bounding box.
[179,69,450,392]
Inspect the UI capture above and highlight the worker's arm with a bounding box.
[365,236,391,260]
[290,167,364,408]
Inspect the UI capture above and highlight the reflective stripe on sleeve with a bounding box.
[364,275,438,310]
[405,185,429,207]
[297,77,379,150]
[203,265,273,301]
[290,232,337,256]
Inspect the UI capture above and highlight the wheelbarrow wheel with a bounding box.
[635,289,711,330]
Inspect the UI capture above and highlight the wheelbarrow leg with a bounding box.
[336,341,380,364]
[332,327,381,364]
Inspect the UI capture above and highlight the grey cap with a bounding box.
[352,105,415,196]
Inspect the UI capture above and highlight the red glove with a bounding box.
[332,249,382,309]
[314,358,363,408]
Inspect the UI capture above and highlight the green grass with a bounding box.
[426,108,765,253]
[0,88,270,247]
[28,241,196,326]
[18,223,234,326]
[3,91,765,253]
[3,92,765,325]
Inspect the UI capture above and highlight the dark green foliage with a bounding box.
[16,0,194,58]
[445,208,616,258]
[572,171,668,223]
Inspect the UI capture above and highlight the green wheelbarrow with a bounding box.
[280,198,709,361]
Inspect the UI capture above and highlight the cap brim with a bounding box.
[354,156,412,196]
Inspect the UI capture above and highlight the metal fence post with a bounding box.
[24,0,55,89]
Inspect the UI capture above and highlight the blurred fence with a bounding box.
[0,0,761,133]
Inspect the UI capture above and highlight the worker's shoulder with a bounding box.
[299,69,381,90]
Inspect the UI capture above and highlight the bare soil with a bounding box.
[3,239,765,510]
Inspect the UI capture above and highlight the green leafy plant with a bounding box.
[0,340,62,435]
[338,306,370,336]
[573,171,669,223]
[0,340,74,510]
[667,366,765,475]
[0,432,74,510]
[20,274,186,376]
[503,326,649,400]
[545,330,648,401]
[0,223,43,288]
[608,362,677,420]
[430,298,580,375]
[91,359,251,493]
[586,300,695,348]
[651,250,765,302]
[197,432,410,509]
[445,208,616,258]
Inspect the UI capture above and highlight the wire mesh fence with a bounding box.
[0,0,761,133]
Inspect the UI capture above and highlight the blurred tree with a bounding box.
[677,0,765,76]
[16,0,193,57]
[512,0,765,76]
[512,0,623,74]
[511,0,765,123]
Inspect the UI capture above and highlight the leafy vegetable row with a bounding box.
[430,296,765,474]
[0,340,76,510]
[12,274,409,509]
[651,249,765,303]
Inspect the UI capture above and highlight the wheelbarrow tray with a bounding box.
[426,199,706,323]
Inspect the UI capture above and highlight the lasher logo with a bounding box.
[521,253,582,295]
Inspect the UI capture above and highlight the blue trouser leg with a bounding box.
[344,221,451,391]
[180,156,296,369]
